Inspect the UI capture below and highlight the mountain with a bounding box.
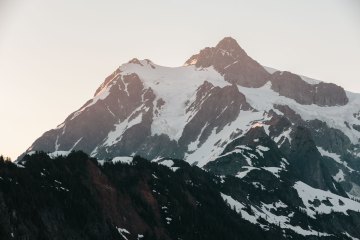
[3,152,360,239]
[15,37,360,238]
[21,37,360,196]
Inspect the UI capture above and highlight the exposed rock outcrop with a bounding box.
[179,81,252,148]
[185,37,270,87]
[289,126,346,196]
[270,71,348,106]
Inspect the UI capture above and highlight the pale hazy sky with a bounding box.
[0,0,359,159]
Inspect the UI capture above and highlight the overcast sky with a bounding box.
[0,0,359,159]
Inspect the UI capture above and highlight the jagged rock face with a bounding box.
[305,119,351,155]
[272,104,360,197]
[179,82,251,148]
[288,126,344,195]
[270,71,349,106]
[185,37,270,87]
[204,126,287,175]
[28,73,152,157]
[273,104,353,156]
[315,82,349,106]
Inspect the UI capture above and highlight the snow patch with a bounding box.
[97,156,133,166]
[317,147,355,172]
[112,156,133,164]
[273,128,292,146]
[185,110,264,167]
[256,145,270,152]
[255,145,269,157]
[236,166,282,179]
[262,167,282,178]
[70,74,117,120]
[103,110,143,147]
[294,181,360,218]
[236,167,257,179]
[221,193,331,236]
[344,232,360,240]
[26,151,36,156]
[333,169,345,182]
[48,151,70,158]
[154,159,179,172]
[117,227,130,240]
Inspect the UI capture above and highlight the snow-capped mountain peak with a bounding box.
[22,37,360,202]
[18,36,360,238]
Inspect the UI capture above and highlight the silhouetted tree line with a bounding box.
[0,151,358,240]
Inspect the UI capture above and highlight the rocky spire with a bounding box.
[185,37,270,88]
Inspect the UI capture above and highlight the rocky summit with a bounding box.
[14,37,360,239]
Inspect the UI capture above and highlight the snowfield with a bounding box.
[221,193,332,237]
[293,181,360,218]
[120,61,230,141]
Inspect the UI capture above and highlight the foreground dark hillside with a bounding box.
[0,152,282,240]
[1,152,359,240]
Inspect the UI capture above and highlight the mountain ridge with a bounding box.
[4,152,360,239]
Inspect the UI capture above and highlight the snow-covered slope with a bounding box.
[117,62,229,141]
[294,181,360,218]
